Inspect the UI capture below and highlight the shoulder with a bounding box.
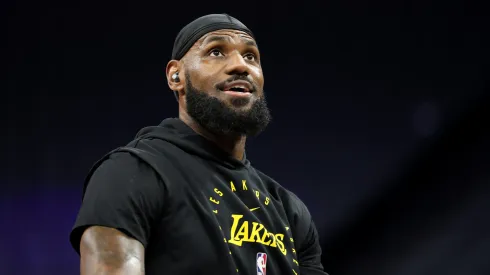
[283,189,312,217]
[82,151,164,198]
[88,151,155,182]
[253,167,312,217]
[253,167,313,235]
[253,167,304,199]
[281,187,314,232]
[87,132,179,185]
[102,151,146,167]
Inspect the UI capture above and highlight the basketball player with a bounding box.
[70,13,328,275]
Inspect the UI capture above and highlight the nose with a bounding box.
[224,51,250,76]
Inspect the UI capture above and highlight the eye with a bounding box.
[244,53,256,61]
[209,49,224,57]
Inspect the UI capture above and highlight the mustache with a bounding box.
[215,75,259,92]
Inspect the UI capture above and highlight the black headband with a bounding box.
[171,14,255,60]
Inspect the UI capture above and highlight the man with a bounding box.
[70,13,328,275]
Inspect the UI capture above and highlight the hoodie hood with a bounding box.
[134,118,250,169]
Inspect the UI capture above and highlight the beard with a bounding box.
[185,75,271,137]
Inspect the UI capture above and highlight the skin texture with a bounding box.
[80,226,145,275]
[80,29,263,275]
[166,29,264,160]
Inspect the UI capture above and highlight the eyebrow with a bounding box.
[201,35,258,48]
[243,39,258,48]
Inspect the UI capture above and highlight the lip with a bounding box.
[222,80,253,93]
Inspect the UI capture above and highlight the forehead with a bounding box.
[196,29,256,47]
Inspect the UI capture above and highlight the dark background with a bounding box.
[3,1,489,274]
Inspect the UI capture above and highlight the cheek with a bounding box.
[188,70,219,92]
[251,67,264,86]
[187,63,215,88]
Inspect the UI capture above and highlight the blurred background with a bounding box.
[3,0,489,274]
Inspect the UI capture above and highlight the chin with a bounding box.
[218,90,255,104]
[227,96,254,108]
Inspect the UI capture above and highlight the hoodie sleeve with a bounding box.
[289,193,329,275]
[70,152,165,254]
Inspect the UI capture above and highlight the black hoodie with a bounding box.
[70,118,327,275]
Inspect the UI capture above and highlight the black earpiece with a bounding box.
[172,72,180,82]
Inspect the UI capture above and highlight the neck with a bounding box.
[179,111,247,161]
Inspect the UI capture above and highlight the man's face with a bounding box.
[182,29,271,136]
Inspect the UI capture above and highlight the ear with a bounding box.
[166,60,184,93]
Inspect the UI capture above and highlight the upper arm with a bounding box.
[70,152,166,255]
[80,226,145,275]
[290,194,329,275]
[297,219,328,275]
